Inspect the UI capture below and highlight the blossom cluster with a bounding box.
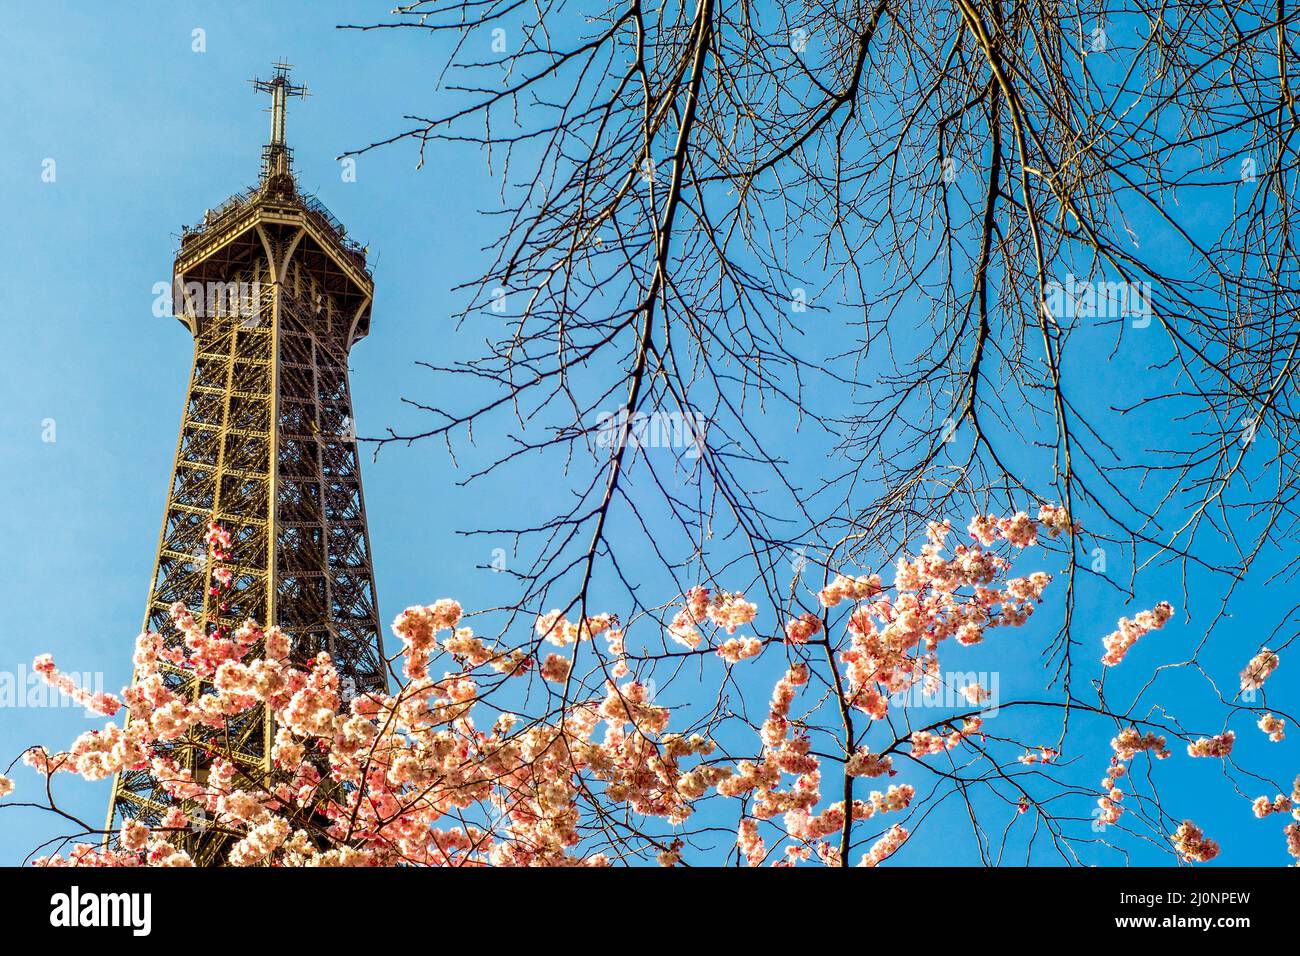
[828,517,1050,724]
[817,573,883,608]
[1258,713,1286,742]
[1250,776,1300,863]
[31,655,121,718]
[722,660,913,866]
[1171,820,1219,864]
[1186,731,1235,759]
[7,512,1270,868]
[1097,728,1171,827]
[1241,649,1280,692]
[1100,601,1174,667]
[1035,504,1080,538]
[665,586,758,649]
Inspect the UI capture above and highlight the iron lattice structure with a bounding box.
[106,65,386,860]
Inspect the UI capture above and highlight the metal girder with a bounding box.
[106,181,386,862]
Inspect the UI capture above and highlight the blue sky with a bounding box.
[0,1,1295,866]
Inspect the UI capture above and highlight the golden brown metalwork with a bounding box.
[106,68,385,862]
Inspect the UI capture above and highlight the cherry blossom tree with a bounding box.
[4,514,1296,866]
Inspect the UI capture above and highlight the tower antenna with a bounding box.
[251,59,308,182]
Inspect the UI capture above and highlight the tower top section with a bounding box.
[174,63,373,344]
[251,60,309,184]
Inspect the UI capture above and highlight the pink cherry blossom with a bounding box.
[1100,601,1174,666]
[818,573,883,608]
[666,586,758,648]
[32,654,121,717]
[1241,649,1280,691]
[1171,819,1219,863]
[1258,713,1285,742]
[3,510,1265,868]
[859,825,909,866]
[845,751,893,778]
[1186,731,1235,759]
[1111,727,1172,762]
[783,613,822,644]
[1036,503,1079,538]
[715,635,763,663]
[1252,794,1293,818]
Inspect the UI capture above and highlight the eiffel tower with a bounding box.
[106,63,386,857]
